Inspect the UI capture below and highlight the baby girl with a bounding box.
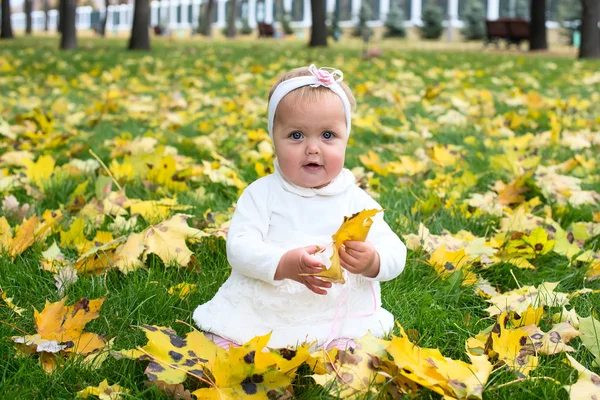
[193,64,407,350]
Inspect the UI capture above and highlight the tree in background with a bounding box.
[309,0,327,46]
[59,0,77,49]
[226,0,237,37]
[99,0,110,36]
[462,0,485,40]
[579,0,600,58]
[529,0,548,50]
[1,0,14,39]
[420,4,443,39]
[384,0,406,38]
[352,0,373,37]
[199,0,215,36]
[25,0,33,34]
[128,0,150,50]
[43,0,50,31]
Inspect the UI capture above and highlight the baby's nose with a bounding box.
[307,146,320,155]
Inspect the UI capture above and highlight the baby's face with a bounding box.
[272,94,348,188]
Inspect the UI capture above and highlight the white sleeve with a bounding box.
[225,179,287,284]
[354,189,407,282]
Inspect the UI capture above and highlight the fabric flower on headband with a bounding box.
[308,64,343,87]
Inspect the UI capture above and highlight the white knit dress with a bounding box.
[193,163,407,349]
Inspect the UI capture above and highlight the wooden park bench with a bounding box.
[485,18,530,49]
[257,22,274,38]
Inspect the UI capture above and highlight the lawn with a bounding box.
[1,37,599,399]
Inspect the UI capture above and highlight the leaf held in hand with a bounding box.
[304,209,381,284]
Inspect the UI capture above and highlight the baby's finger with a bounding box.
[303,266,324,276]
[307,276,332,289]
[302,253,326,268]
[306,281,328,295]
[343,241,368,252]
[304,245,321,255]
[343,246,362,259]
[339,246,360,266]
[339,257,359,274]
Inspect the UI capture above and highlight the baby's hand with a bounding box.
[339,241,380,278]
[275,245,332,295]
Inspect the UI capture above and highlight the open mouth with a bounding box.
[303,163,323,171]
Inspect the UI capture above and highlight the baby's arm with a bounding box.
[226,180,288,283]
[352,189,407,282]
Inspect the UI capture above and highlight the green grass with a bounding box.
[1,36,600,399]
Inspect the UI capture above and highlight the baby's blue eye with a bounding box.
[291,132,303,140]
[322,131,334,139]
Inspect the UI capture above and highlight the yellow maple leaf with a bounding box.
[76,379,129,400]
[12,297,108,372]
[562,354,600,399]
[74,237,125,275]
[9,215,37,258]
[521,322,581,355]
[387,325,492,399]
[359,151,388,177]
[109,159,136,182]
[310,332,389,398]
[168,282,198,299]
[0,217,12,251]
[428,245,476,285]
[1,288,25,315]
[490,313,539,377]
[192,333,300,399]
[22,155,55,187]
[485,282,569,317]
[497,177,529,206]
[142,214,206,268]
[431,144,462,167]
[60,218,87,249]
[113,232,145,273]
[117,325,224,384]
[36,209,63,240]
[78,231,115,255]
[585,259,600,281]
[509,305,544,327]
[146,155,188,192]
[125,197,192,225]
[0,216,38,259]
[387,156,429,176]
[303,209,381,284]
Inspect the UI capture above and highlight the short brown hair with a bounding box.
[268,66,356,124]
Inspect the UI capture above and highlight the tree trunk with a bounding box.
[128,0,151,50]
[1,0,14,39]
[309,0,327,46]
[579,0,600,58]
[43,0,49,31]
[60,0,77,49]
[201,0,214,36]
[58,0,64,33]
[25,0,33,34]
[100,0,109,36]
[227,0,236,37]
[529,0,547,50]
